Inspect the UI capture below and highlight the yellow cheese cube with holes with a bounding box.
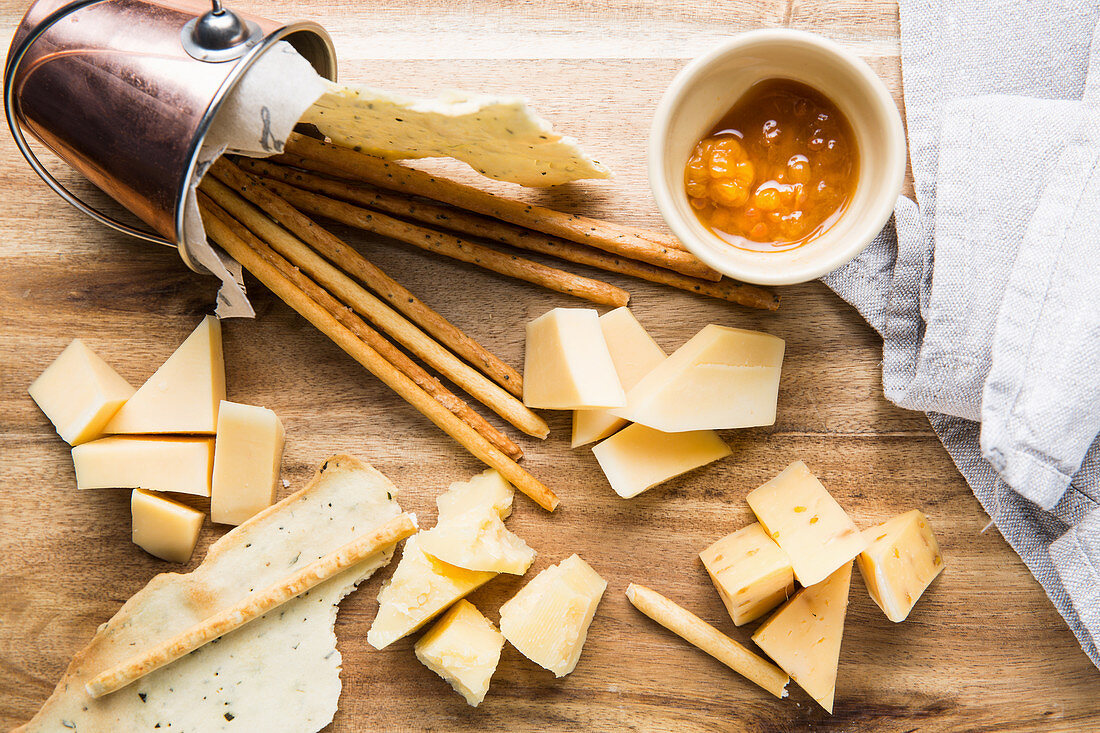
[699,523,795,626]
[746,461,868,586]
[752,562,853,714]
[523,308,625,410]
[592,423,731,498]
[130,489,205,563]
[437,469,514,523]
[610,324,784,432]
[105,316,226,434]
[418,505,535,575]
[572,307,667,447]
[72,436,215,496]
[368,535,496,649]
[211,401,286,525]
[28,339,135,446]
[857,510,945,622]
[498,554,607,677]
[414,600,505,707]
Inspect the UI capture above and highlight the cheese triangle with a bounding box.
[105,316,226,434]
[751,562,852,713]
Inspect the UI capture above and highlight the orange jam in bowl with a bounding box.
[684,78,858,252]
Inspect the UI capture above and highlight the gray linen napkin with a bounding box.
[822,0,1100,666]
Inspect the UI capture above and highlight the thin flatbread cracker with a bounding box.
[18,455,403,733]
[300,82,611,186]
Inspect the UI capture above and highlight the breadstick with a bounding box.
[87,512,419,698]
[200,200,560,512]
[281,133,721,281]
[246,173,630,308]
[201,170,549,440]
[239,159,779,311]
[199,195,523,461]
[625,583,789,700]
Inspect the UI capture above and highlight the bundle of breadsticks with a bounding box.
[197,134,778,512]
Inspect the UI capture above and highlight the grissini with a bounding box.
[237,158,779,311]
[280,132,721,282]
[202,169,549,440]
[625,583,789,700]
[86,512,419,698]
[200,201,560,512]
[200,194,523,460]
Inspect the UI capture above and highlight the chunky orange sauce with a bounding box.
[684,78,858,252]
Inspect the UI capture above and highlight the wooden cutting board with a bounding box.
[2,1,1098,730]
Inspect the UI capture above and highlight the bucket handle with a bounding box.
[4,0,176,248]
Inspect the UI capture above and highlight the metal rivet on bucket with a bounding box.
[4,0,337,271]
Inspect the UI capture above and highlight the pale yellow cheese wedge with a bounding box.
[367,535,496,649]
[418,505,535,574]
[498,554,606,677]
[592,423,731,498]
[414,599,505,707]
[104,316,226,434]
[72,436,215,496]
[211,401,286,526]
[752,562,853,714]
[700,522,795,626]
[523,308,625,410]
[746,461,868,586]
[28,339,135,446]
[610,324,784,432]
[437,468,513,522]
[130,489,205,563]
[857,509,945,622]
[572,307,667,447]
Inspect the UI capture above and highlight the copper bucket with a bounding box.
[4,0,336,271]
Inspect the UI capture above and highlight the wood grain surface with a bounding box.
[1,1,1098,731]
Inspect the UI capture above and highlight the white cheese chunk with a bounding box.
[746,461,867,586]
[699,522,795,626]
[418,505,535,575]
[498,554,606,677]
[523,308,625,410]
[592,423,731,498]
[414,599,505,707]
[572,307,667,447]
[130,489,205,563]
[437,469,514,522]
[211,401,286,526]
[610,324,784,432]
[28,339,135,446]
[72,436,215,496]
[104,316,226,434]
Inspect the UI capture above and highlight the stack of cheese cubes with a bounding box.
[368,469,607,707]
[698,460,945,712]
[523,306,785,499]
[28,317,286,564]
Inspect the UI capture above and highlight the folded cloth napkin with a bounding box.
[822,0,1100,666]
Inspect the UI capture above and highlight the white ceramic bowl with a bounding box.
[649,30,906,286]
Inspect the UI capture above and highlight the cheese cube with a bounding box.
[610,324,784,432]
[746,461,867,586]
[368,535,496,649]
[211,401,286,525]
[418,505,535,575]
[28,339,135,445]
[857,510,945,622]
[752,562,853,714]
[498,554,607,677]
[72,436,215,496]
[414,600,505,707]
[131,489,205,563]
[437,469,513,523]
[105,316,226,434]
[523,308,625,410]
[700,523,795,626]
[572,307,667,447]
[592,423,731,499]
